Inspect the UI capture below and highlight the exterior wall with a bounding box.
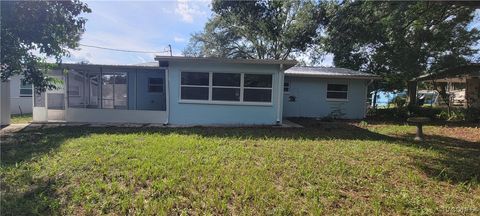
[65,108,167,124]
[283,76,369,119]
[1,81,11,125]
[9,76,33,114]
[168,62,282,125]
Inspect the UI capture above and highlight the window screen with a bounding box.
[181,72,209,100]
[327,84,348,100]
[148,78,163,93]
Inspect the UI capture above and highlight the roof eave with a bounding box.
[285,74,381,80]
[154,56,298,69]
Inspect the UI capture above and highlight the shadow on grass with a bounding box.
[1,120,478,215]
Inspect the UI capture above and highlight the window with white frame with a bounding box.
[148,78,164,93]
[326,84,348,100]
[180,72,273,104]
[243,74,272,102]
[19,82,32,97]
[181,72,209,100]
[212,73,241,101]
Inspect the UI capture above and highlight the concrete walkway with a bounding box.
[0,123,30,135]
[0,120,303,134]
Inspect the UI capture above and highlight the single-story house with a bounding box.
[30,56,378,125]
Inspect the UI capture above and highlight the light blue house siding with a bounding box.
[283,76,368,119]
[167,62,283,125]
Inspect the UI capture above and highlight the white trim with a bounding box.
[326,98,349,102]
[179,99,272,106]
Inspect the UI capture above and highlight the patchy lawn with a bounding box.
[1,121,479,215]
[10,114,32,124]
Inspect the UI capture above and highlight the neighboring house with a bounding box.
[283,67,378,119]
[31,57,378,125]
[9,75,33,114]
[412,64,480,109]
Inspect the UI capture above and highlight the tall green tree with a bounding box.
[184,0,327,60]
[1,0,91,92]
[322,1,480,90]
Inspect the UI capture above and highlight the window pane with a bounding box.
[20,88,32,96]
[148,78,163,93]
[181,87,209,100]
[244,74,272,88]
[114,73,127,109]
[34,92,45,107]
[102,99,114,109]
[68,70,85,108]
[212,88,240,101]
[47,93,65,110]
[102,74,114,100]
[149,78,163,85]
[213,73,240,87]
[244,89,272,102]
[86,74,100,108]
[20,82,32,89]
[181,72,209,85]
[327,84,348,91]
[327,92,348,99]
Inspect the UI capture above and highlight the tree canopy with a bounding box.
[1,0,91,92]
[322,1,480,90]
[186,0,479,91]
[183,0,327,60]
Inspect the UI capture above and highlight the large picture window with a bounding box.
[180,72,273,104]
[326,84,348,100]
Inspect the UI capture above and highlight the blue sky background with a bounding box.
[64,1,479,66]
[65,0,212,65]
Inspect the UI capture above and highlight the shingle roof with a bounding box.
[285,66,380,79]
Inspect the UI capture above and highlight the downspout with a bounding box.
[164,66,170,125]
[364,79,374,118]
[276,64,285,125]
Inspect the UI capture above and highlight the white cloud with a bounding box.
[175,0,208,23]
[174,36,186,43]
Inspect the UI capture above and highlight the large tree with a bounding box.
[322,1,480,90]
[1,0,91,92]
[183,0,327,60]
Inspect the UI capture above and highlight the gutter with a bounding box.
[164,66,170,125]
[276,64,284,125]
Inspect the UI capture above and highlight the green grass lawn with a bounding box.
[10,113,32,124]
[1,120,479,215]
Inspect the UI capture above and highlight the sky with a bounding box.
[64,0,212,65]
[64,1,479,66]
